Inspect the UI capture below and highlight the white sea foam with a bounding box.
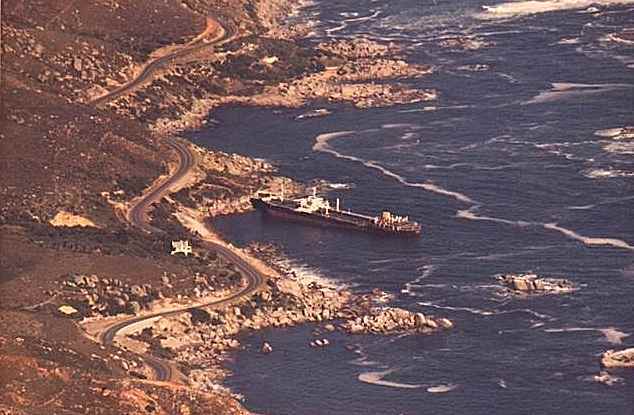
[419,301,552,319]
[603,141,634,155]
[349,355,382,367]
[568,195,634,210]
[314,131,476,204]
[544,327,630,344]
[457,207,634,252]
[325,22,347,35]
[358,369,424,389]
[316,130,634,253]
[583,168,634,179]
[557,37,581,45]
[427,384,459,393]
[457,208,534,227]
[398,105,474,113]
[524,82,634,104]
[324,10,383,38]
[604,32,634,45]
[343,10,382,24]
[401,265,435,295]
[478,0,634,20]
[274,257,343,289]
[382,123,421,129]
[543,223,634,251]
[594,127,630,138]
[327,182,355,190]
[498,73,521,84]
[419,301,497,316]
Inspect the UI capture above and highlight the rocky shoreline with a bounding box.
[117,0,451,400]
[0,0,448,413]
[148,36,437,136]
[67,239,456,398]
[120,244,454,394]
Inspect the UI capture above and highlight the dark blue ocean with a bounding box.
[189,1,634,413]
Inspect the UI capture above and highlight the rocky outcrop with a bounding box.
[318,39,394,59]
[601,348,634,368]
[341,307,452,335]
[60,270,239,318]
[61,274,162,316]
[333,58,432,82]
[260,341,273,354]
[439,36,492,50]
[497,273,575,294]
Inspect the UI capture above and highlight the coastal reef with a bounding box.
[602,348,634,368]
[497,273,576,294]
[125,268,453,392]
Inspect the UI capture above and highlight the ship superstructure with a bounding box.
[251,189,421,235]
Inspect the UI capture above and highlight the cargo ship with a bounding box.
[251,189,421,235]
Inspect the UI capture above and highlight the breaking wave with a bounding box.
[427,384,459,393]
[315,130,634,252]
[313,131,476,204]
[524,82,634,104]
[543,327,630,344]
[358,369,424,389]
[458,207,634,251]
[418,301,552,320]
[478,0,634,20]
[274,257,344,289]
[603,141,634,155]
[567,195,634,210]
[401,265,436,296]
[582,168,634,179]
[543,223,634,251]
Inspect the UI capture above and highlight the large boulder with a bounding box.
[261,341,273,354]
[601,348,634,368]
[276,279,303,298]
[341,307,450,335]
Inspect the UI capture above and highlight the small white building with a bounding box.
[171,240,193,256]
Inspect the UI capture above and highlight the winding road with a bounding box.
[94,17,265,382]
[91,17,235,106]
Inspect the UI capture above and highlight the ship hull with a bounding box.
[251,198,421,236]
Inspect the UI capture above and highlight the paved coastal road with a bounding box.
[91,17,235,106]
[100,241,265,381]
[95,17,265,382]
[127,137,194,234]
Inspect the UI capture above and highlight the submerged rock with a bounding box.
[323,323,336,332]
[497,273,575,294]
[260,341,273,354]
[310,338,330,348]
[601,348,634,368]
[592,371,624,386]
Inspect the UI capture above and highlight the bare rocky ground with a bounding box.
[1,0,445,413]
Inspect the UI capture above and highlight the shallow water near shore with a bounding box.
[189,0,634,413]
